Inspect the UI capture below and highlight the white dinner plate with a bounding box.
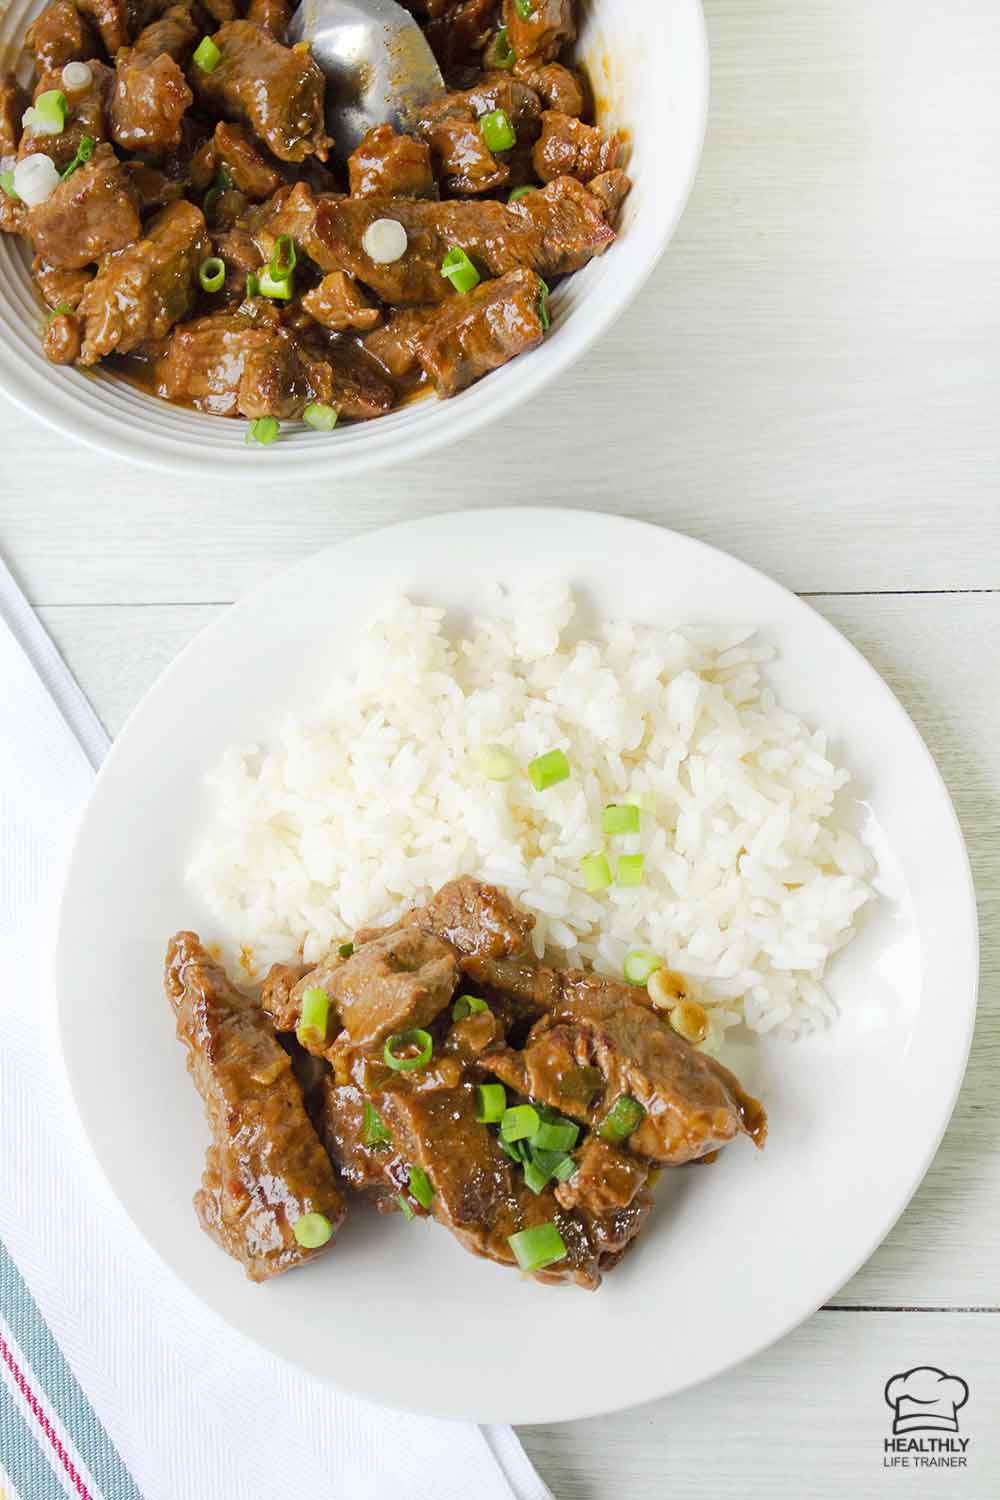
[56,510,978,1425]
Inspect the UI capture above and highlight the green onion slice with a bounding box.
[598,1094,646,1143]
[245,416,280,446]
[270,233,296,280]
[0,170,19,201]
[527,748,570,791]
[363,1101,391,1149]
[581,851,612,893]
[500,1104,540,1142]
[602,802,641,835]
[198,255,226,293]
[499,1134,530,1164]
[193,35,222,72]
[476,1082,506,1123]
[480,107,516,153]
[60,134,95,181]
[292,1211,334,1248]
[45,300,74,322]
[440,245,481,294]
[339,941,354,958]
[514,0,535,17]
[408,1165,434,1209]
[257,267,293,300]
[297,985,330,1045]
[397,1193,416,1221]
[452,994,489,1022]
[617,853,645,887]
[303,402,338,432]
[531,1117,579,1154]
[522,1159,551,1195]
[623,949,662,985]
[245,270,260,298]
[552,1154,577,1182]
[487,25,516,69]
[508,1221,566,1272]
[477,742,518,781]
[383,1028,433,1072]
[508,185,535,203]
[26,89,68,136]
[537,275,550,332]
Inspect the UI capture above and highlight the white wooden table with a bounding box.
[3,1,998,1493]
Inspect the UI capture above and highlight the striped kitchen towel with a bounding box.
[0,555,551,1500]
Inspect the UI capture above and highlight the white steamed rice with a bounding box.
[189,583,874,1049]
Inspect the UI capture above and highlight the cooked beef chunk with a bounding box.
[533,110,620,183]
[75,0,139,58]
[443,1006,504,1062]
[415,266,545,396]
[417,97,510,196]
[19,63,114,172]
[27,145,141,270]
[356,876,535,959]
[364,306,436,379]
[165,932,346,1281]
[460,74,544,133]
[77,199,209,364]
[260,960,311,1032]
[315,1079,401,1203]
[503,0,575,68]
[110,4,196,157]
[348,124,435,199]
[422,0,496,68]
[193,122,284,200]
[321,340,397,419]
[213,224,263,295]
[201,0,238,24]
[302,271,381,332]
[246,0,293,39]
[244,180,325,264]
[42,311,82,365]
[0,75,26,231]
[123,160,189,210]
[515,62,584,117]
[472,963,768,1163]
[554,1136,648,1217]
[190,21,332,164]
[25,0,98,75]
[313,175,614,303]
[288,927,459,1049]
[587,168,631,225]
[32,258,94,310]
[155,309,334,416]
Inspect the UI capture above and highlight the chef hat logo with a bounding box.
[884,1367,969,1434]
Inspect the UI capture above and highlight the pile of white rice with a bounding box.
[189,583,874,1048]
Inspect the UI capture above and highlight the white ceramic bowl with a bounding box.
[0,0,708,476]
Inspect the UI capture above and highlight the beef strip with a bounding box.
[76,199,209,363]
[315,1079,401,1204]
[348,124,436,199]
[471,963,768,1164]
[27,145,142,271]
[165,932,346,1281]
[502,0,575,68]
[302,271,381,332]
[154,309,334,416]
[312,174,614,303]
[25,0,98,75]
[246,0,293,39]
[110,4,197,157]
[260,960,310,1032]
[533,110,620,184]
[19,62,114,172]
[553,1135,649,1217]
[414,265,545,396]
[42,312,82,365]
[32,258,94,310]
[190,21,332,164]
[355,876,535,959]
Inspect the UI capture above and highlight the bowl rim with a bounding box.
[0,0,709,478]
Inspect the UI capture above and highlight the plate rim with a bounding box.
[54,508,980,1424]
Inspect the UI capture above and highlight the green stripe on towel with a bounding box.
[0,1377,68,1500]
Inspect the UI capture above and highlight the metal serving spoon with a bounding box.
[288,0,445,162]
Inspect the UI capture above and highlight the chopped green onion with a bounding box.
[527,748,570,792]
[488,25,516,69]
[60,134,95,181]
[476,1082,506,1123]
[198,255,226,293]
[452,994,489,1022]
[408,1165,434,1209]
[500,1104,540,1142]
[508,185,535,203]
[383,1027,433,1072]
[499,1134,530,1163]
[508,1221,566,1272]
[523,1159,551,1195]
[397,1193,416,1221]
[245,270,260,297]
[552,1154,577,1182]
[257,267,293,299]
[363,1100,392,1149]
[480,107,516,153]
[617,853,645,887]
[246,416,280,446]
[25,89,68,136]
[303,402,338,431]
[339,941,354,958]
[45,301,74,322]
[297,985,330,1046]
[598,1094,646,1144]
[0,170,18,201]
[292,1211,334,1248]
[477,743,518,781]
[603,802,641,835]
[531,1117,579,1154]
[537,275,550,332]
[580,851,612,893]
[514,0,534,17]
[193,35,221,72]
[270,232,296,280]
[440,245,481,294]
[623,949,663,985]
